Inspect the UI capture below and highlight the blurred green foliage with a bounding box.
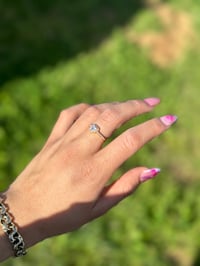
[1,0,200,265]
[0,0,143,85]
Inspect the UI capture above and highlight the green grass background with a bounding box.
[1,0,200,265]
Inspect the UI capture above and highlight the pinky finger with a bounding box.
[91,167,160,219]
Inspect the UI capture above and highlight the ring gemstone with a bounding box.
[89,123,100,133]
[89,123,106,140]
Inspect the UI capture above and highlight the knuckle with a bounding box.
[75,160,96,184]
[112,101,120,105]
[60,103,90,118]
[59,109,69,119]
[130,100,143,115]
[86,105,101,117]
[121,130,141,152]
[81,161,93,178]
[82,163,94,179]
[133,100,143,112]
[101,108,119,123]
[152,119,165,134]
[78,103,90,110]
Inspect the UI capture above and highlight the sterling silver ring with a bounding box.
[89,123,106,141]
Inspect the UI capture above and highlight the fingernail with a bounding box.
[144,97,160,106]
[140,168,161,183]
[160,115,178,126]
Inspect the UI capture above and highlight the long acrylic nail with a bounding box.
[160,115,178,126]
[140,168,161,183]
[144,97,160,106]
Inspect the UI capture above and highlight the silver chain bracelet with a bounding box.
[0,198,26,257]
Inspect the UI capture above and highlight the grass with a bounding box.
[1,1,200,265]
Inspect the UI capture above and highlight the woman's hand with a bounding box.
[2,98,177,252]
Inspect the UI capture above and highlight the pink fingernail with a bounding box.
[144,97,160,106]
[140,168,161,183]
[160,115,178,126]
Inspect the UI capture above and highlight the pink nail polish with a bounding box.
[160,115,178,126]
[144,97,160,106]
[140,168,161,183]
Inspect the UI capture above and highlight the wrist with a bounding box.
[0,188,44,255]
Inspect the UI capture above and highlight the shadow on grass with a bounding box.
[0,0,144,85]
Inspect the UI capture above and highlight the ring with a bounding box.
[89,123,106,141]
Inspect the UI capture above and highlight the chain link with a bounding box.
[0,198,26,257]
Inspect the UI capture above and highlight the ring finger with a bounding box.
[72,98,160,152]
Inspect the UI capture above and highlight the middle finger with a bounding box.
[72,98,160,152]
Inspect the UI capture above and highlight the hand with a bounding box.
[2,98,177,251]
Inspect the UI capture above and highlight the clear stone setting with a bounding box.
[89,123,100,133]
[89,123,106,140]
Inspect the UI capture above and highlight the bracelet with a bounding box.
[0,197,26,257]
